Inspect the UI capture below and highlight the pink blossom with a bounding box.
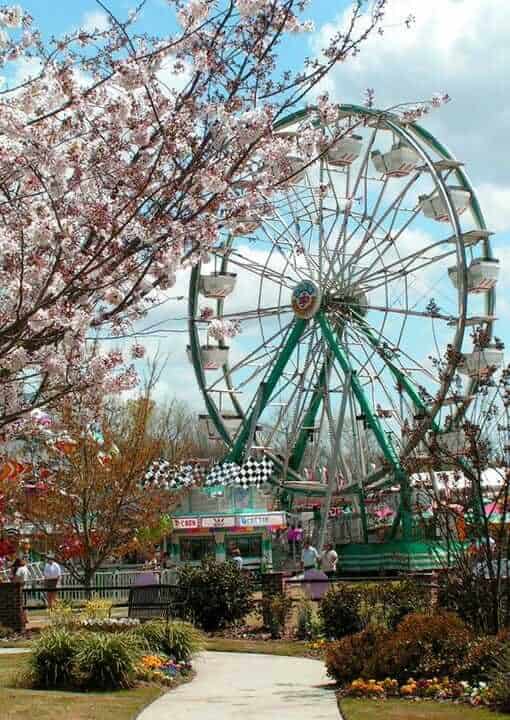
[131,343,146,360]
[0,5,23,29]
[208,319,241,342]
[0,0,389,435]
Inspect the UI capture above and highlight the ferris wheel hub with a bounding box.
[291,280,322,319]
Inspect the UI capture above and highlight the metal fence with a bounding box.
[19,565,176,607]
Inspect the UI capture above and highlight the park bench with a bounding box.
[127,584,186,622]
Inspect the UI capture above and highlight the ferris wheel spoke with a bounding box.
[322,128,379,288]
[343,327,412,432]
[363,247,457,298]
[348,316,441,395]
[318,311,402,472]
[218,305,293,321]
[224,249,298,289]
[204,318,295,395]
[331,299,455,323]
[344,171,421,272]
[356,234,455,282]
[258,214,312,282]
[353,219,450,291]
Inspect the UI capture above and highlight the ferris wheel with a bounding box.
[187,104,501,543]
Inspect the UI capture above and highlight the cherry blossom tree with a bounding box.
[0,0,399,434]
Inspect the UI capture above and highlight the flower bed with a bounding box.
[341,677,492,706]
[78,618,140,632]
[24,619,201,692]
[326,611,510,713]
[137,654,193,687]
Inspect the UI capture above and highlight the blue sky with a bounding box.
[14,1,510,415]
[20,0,343,35]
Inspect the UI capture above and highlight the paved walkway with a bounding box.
[138,651,340,720]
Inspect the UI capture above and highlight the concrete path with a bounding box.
[0,647,30,654]
[138,651,339,720]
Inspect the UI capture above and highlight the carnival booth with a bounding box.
[169,485,286,569]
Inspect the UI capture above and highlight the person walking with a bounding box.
[301,538,319,576]
[43,555,62,609]
[11,558,29,625]
[320,543,338,579]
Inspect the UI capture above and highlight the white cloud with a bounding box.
[155,55,192,95]
[313,0,510,188]
[82,10,110,33]
[10,55,42,86]
[477,184,510,233]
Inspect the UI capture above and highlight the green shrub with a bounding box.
[320,586,362,639]
[296,599,322,640]
[29,628,82,688]
[489,642,510,712]
[325,627,392,684]
[325,612,473,685]
[366,612,473,682]
[177,557,255,631]
[135,620,202,661]
[261,593,293,639]
[319,580,425,639]
[73,632,140,690]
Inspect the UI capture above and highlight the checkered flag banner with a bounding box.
[236,456,274,488]
[144,456,273,490]
[204,457,274,488]
[143,459,197,490]
[204,461,241,487]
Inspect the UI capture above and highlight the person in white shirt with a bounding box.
[12,558,29,584]
[301,538,319,573]
[320,543,338,578]
[11,559,29,625]
[43,556,62,609]
[231,548,243,570]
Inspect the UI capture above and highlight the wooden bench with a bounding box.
[127,584,186,622]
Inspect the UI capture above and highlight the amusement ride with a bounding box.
[187,104,502,570]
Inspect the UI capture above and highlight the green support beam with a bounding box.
[318,313,401,471]
[318,312,415,542]
[353,311,441,432]
[288,358,330,472]
[226,319,308,464]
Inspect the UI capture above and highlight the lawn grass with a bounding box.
[340,698,509,720]
[204,637,312,657]
[0,653,162,720]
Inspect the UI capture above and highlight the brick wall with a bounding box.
[0,583,25,632]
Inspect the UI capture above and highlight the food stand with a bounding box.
[169,486,286,569]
